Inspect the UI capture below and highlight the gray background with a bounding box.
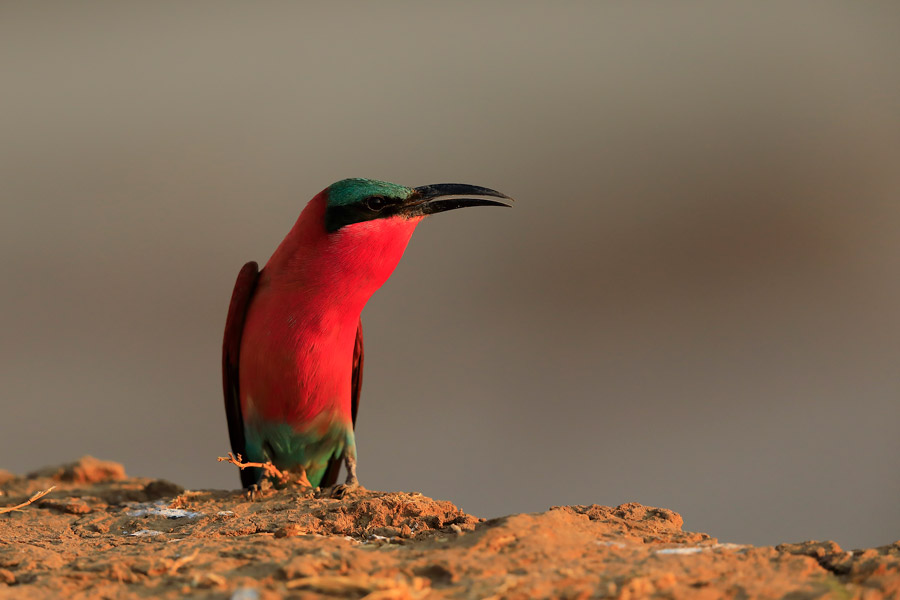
[2,3,898,549]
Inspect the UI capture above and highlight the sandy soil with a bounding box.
[0,457,897,599]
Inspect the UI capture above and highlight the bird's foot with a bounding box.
[245,483,260,501]
[330,480,363,499]
[329,453,362,498]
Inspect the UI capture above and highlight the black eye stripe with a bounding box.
[324,196,403,232]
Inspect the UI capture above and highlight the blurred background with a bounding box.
[1,2,898,549]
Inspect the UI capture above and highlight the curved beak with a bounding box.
[402,183,514,217]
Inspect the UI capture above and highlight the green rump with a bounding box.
[243,419,356,488]
[326,178,413,207]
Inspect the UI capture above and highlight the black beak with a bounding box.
[403,183,514,217]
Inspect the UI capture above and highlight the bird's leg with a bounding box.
[344,454,359,488]
[331,446,362,499]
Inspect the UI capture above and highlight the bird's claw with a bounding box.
[246,483,260,501]
[330,481,362,499]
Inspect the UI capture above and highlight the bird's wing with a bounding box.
[222,261,260,488]
[320,319,364,487]
[350,319,364,427]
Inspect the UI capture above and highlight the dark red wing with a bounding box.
[222,261,260,488]
[350,319,364,426]
[320,319,364,487]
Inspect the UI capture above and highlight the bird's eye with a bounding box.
[365,196,386,212]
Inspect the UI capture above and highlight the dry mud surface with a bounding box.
[0,457,898,599]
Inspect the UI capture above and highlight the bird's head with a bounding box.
[266,178,512,304]
[323,178,513,233]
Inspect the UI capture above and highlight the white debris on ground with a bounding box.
[655,543,749,555]
[126,500,203,519]
[127,529,163,537]
[230,587,260,600]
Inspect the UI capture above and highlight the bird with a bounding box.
[222,178,512,493]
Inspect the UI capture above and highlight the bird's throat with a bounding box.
[266,192,421,314]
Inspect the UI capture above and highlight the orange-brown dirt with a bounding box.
[1,457,898,599]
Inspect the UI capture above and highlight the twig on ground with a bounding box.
[167,548,200,575]
[0,486,55,515]
[217,452,291,485]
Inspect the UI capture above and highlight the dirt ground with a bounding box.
[0,457,897,599]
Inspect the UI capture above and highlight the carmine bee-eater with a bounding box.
[223,178,512,493]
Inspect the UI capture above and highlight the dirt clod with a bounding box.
[38,497,92,515]
[26,455,125,484]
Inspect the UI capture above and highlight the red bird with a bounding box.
[223,178,512,492]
